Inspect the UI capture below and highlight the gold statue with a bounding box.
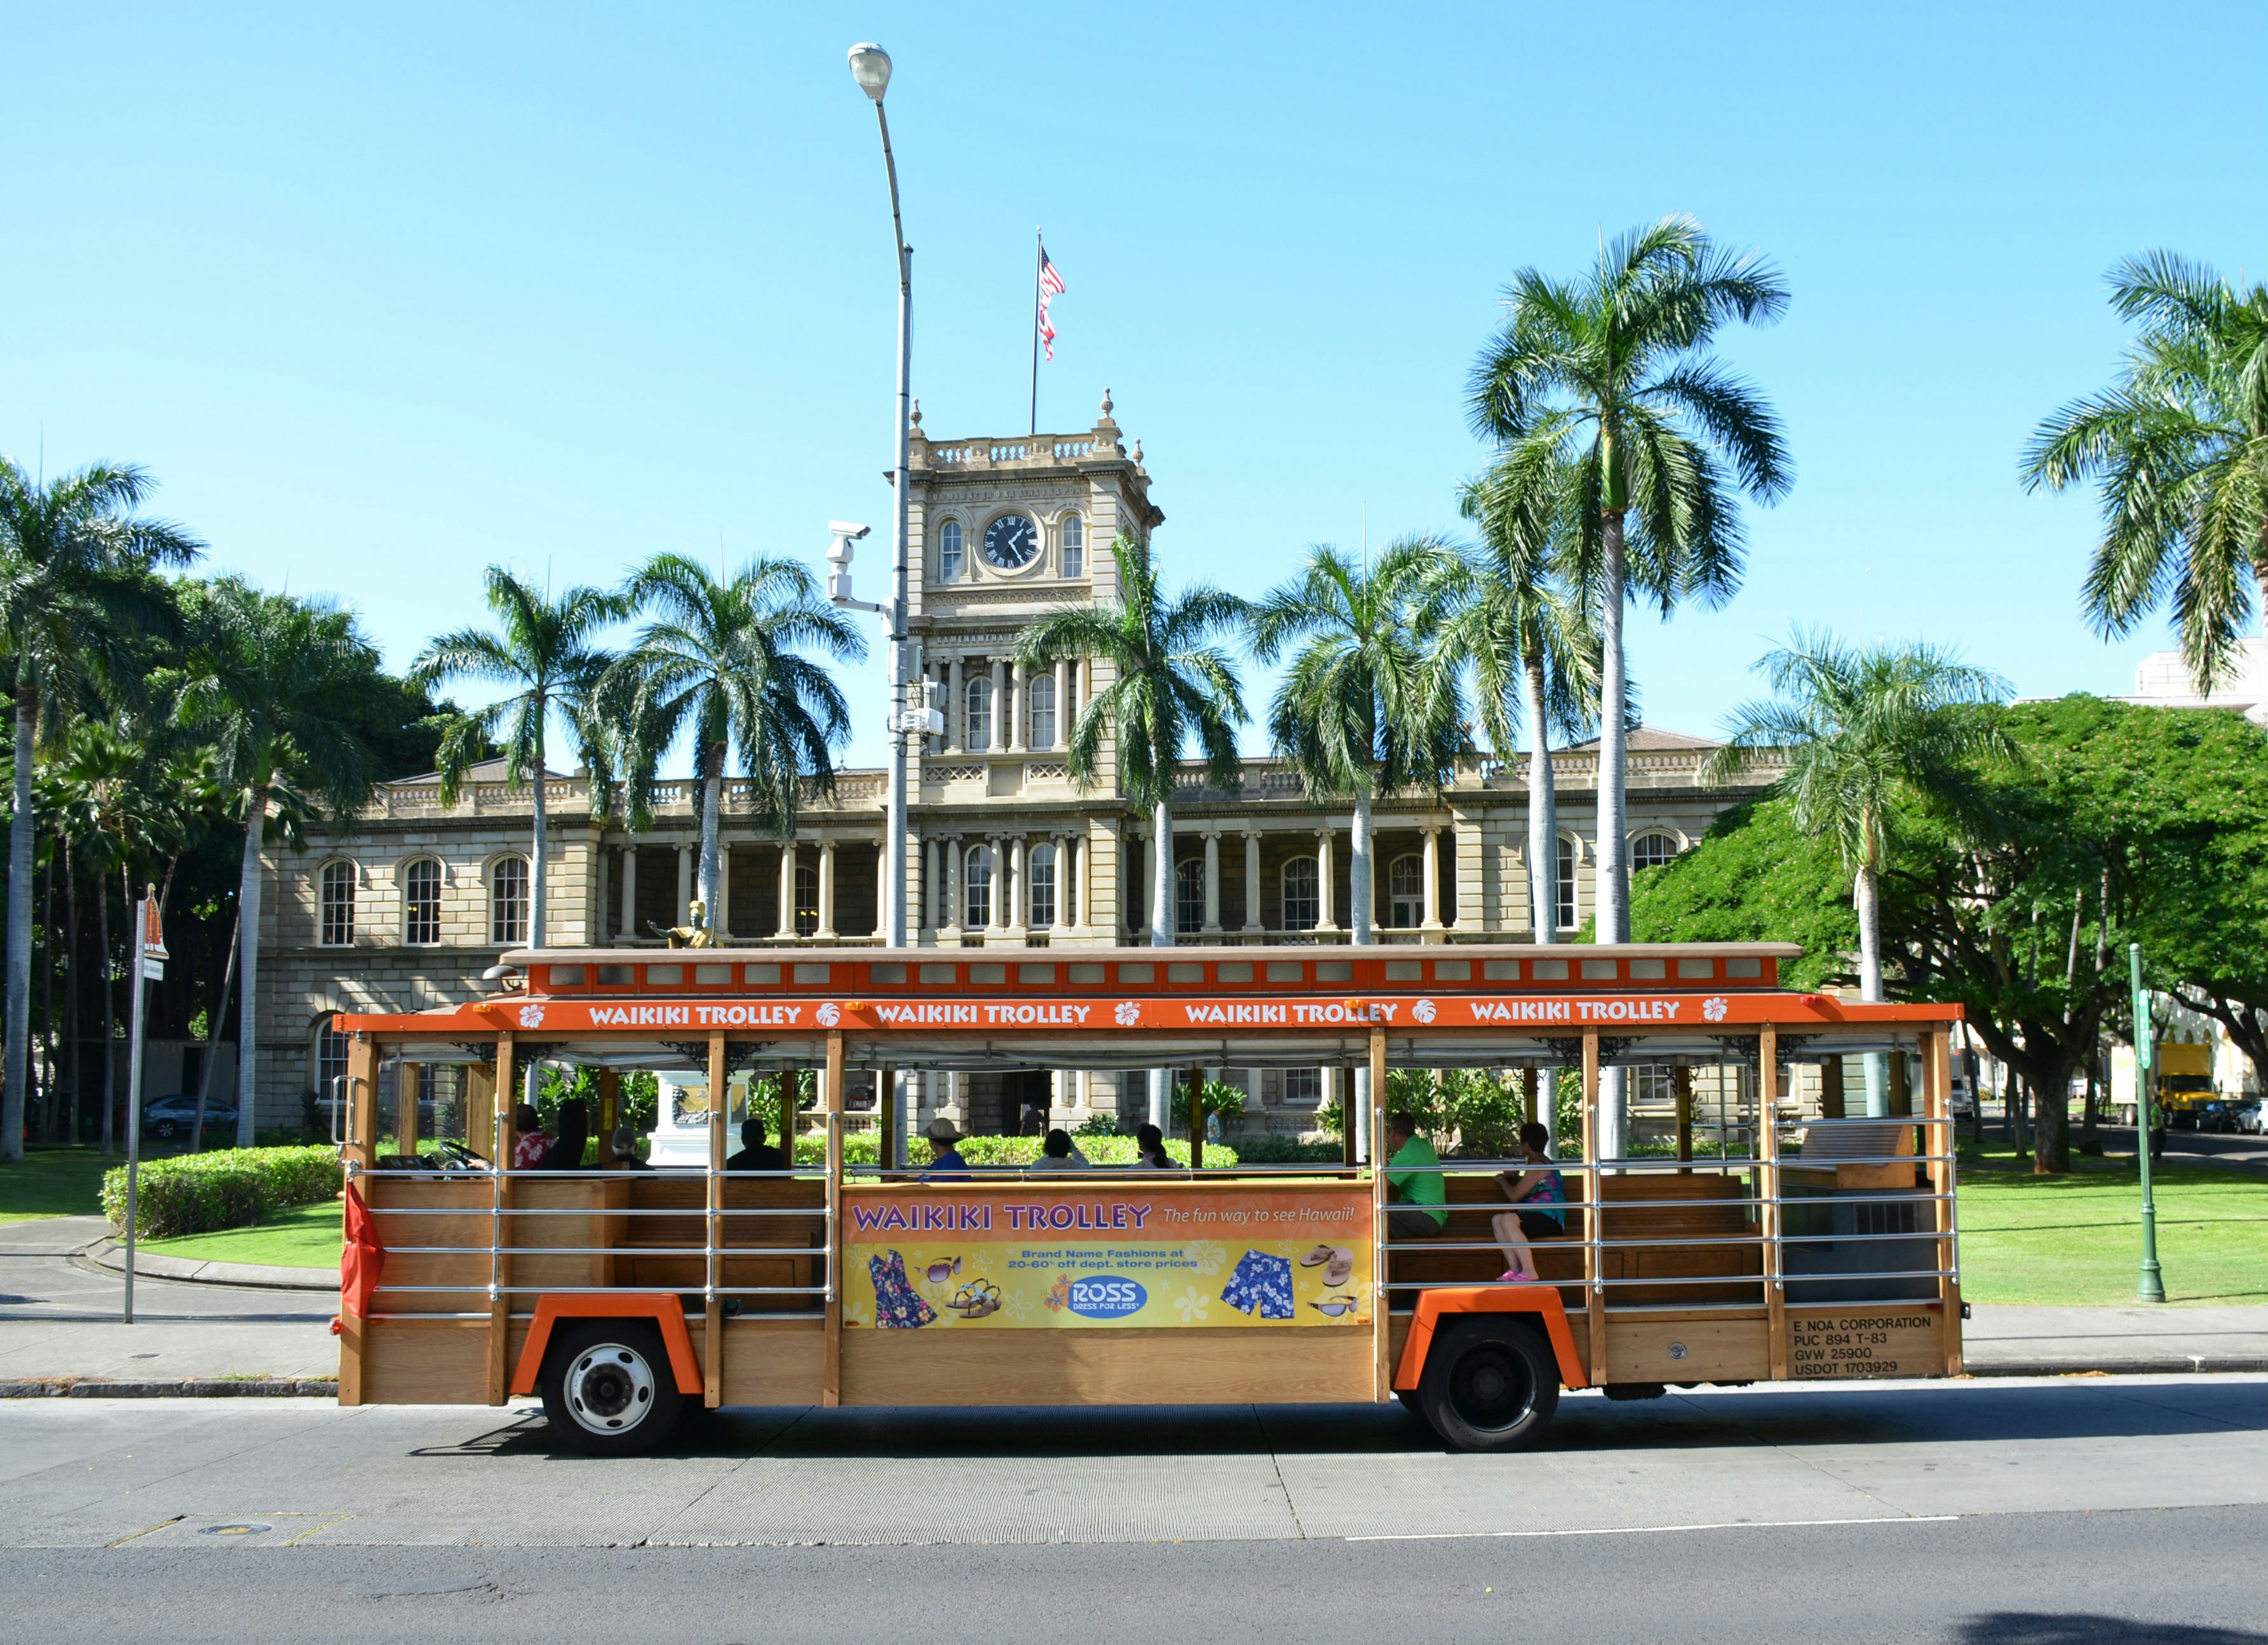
[652,898,717,949]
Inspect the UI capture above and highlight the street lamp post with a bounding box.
[2129,943,2167,1303]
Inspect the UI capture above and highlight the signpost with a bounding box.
[121,891,167,1325]
[2129,943,2166,1305]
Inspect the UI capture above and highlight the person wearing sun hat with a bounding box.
[919,1117,972,1182]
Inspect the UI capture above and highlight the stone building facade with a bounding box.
[253,397,1778,1134]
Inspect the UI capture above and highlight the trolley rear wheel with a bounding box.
[539,1320,684,1456]
[1416,1315,1560,1453]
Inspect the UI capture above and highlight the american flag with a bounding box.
[1037,246,1065,359]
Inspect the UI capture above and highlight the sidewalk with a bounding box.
[1963,1303,2268,1375]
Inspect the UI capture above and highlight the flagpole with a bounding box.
[1029,227,1043,436]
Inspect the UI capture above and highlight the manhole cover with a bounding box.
[199,1522,273,1538]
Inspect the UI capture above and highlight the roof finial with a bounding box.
[1099,387,1113,417]
[1131,439,1144,467]
[909,398,923,429]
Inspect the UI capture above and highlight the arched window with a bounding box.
[966,676,994,751]
[1061,513,1084,578]
[311,1015,350,1111]
[1175,858,1205,934]
[402,858,442,945]
[964,844,994,929]
[795,859,820,936]
[318,861,355,947]
[1555,837,1578,932]
[1027,673,1057,750]
[1387,853,1423,929]
[1281,856,1320,932]
[490,856,530,945]
[938,520,963,582]
[1029,843,1057,929]
[1630,831,1681,871]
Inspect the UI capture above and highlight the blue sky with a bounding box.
[5,3,2262,768]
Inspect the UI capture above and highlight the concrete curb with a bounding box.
[85,1240,336,1293]
[0,1378,339,1399]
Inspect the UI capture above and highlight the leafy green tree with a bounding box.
[412,569,624,950]
[607,556,863,937]
[1436,452,1600,941]
[1630,796,1860,991]
[1015,536,1246,950]
[1467,215,1791,945]
[1249,539,1461,941]
[0,460,200,1162]
[175,578,381,1147]
[2023,252,2268,692]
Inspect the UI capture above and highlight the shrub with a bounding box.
[790,1133,1238,1169]
[102,1145,344,1240]
[1229,1134,1345,1165]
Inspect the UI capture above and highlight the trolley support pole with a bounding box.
[1369,1026,1389,1400]
[1581,1028,1604,1386]
[485,1031,516,1405]
[824,1030,846,1407]
[1760,1024,1787,1381]
[704,1031,726,1407]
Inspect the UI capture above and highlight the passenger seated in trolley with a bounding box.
[1490,1122,1567,1283]
[1027,1127,1092,1171]
[1382,1111,1448,1242]
[726,1115,786,1173]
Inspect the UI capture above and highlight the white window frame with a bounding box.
[1630,831,1681,872]
[938,520,963,582]
[1029,843,1056,929]
[1061,512,1084,578]
[965,676,994,751]
[1281,855,1320,932]
[1387,852,1423,929]
[489,855,530,946]
[402,857,443,946]
[1175,858,1205,935]
[964,844,994,929]
[1027,672,1057,750]
[318,861,355,948]
[1555,836,1579,933]
[312,1014,350,1105]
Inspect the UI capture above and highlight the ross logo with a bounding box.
[1113,1000,1141,1026]
[815,1002,841,1027]
[1701,997,1729,1023]
[1065,1275,1148,1319]
[516,1003,546,1029]
[1411,998,1437,1024]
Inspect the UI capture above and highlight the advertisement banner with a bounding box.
[842,1186,1374,1331]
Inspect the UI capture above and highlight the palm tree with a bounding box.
[1250,539,1462,943]
[1706,632,2012,1115]
[1017,536,1247,956]
[0,460,200,1162]
[2023,252,2268,694]
[1468,215,1792,946]
[606,555,864,937]
[175,578,380,1148]
[1439,452,1602,943]
[412,569,623,951]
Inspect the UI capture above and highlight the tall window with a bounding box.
[319,862,355,946]
[964,844,994,929]
[966,676,994,751]
[1387,853,1423,929]
[490,856,530,945]
[1061,513,1084,577]
[402,858,442,945]
[1175,858,1205,934]
[1029,843,1056,929]
[313,1016,349,1108]
[938,520,963,581]
[1283,1068,1321,1105]
[1631,832,1680,871]
[795,860,820,936]
[1027,673,1057,749]
[1555,837,1577,932]
[1281,856,1320,932]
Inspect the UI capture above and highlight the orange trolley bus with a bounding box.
[334,941,1965,1453]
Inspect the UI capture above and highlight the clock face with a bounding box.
[982,513,1039,570]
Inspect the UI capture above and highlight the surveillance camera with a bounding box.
[828,521,872,542]
[826,521,872,570]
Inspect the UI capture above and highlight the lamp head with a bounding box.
[847,43,891,102]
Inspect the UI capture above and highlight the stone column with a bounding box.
[618,841,637,944]
[817,840,838,939]
[1008,836,1026,932]
[1007,662,1025,753]
[1201,831,1222,935]
[1421,825,1443,935]
[946,656,964,753]
[718,842,732,938]
[675,843,692,926]
[989,835,1009,930]
[1137,833,1154,935]
[990,659,1008,751]
[777,841,795,937]
[1055,658,1073,749]
[1314,828,1339,933]
[943,835,963,940]
[1052,833,1070,928]
[923,837,940,934]
[1242,831,1263,933]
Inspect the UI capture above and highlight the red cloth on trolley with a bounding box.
[341,1181,386,1319]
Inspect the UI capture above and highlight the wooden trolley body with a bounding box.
[335,942,1965,1449]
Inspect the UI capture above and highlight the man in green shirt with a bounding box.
[1383,1111,1448,1241]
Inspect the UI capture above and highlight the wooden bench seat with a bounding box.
[615,1173,828,1310]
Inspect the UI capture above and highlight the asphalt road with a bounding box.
[3,1375,2264,1642]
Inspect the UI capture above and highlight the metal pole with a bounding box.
[2130,944,2165,1303]
[122,892,151,1324]
[875,100,912,951]
[1029,227,1043,436]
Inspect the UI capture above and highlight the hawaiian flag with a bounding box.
[1038,246,1065,360]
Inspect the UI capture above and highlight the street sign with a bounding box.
[139,896,167,981]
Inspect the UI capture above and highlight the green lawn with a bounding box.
[138,1200,343,1269]
[1956,1141,2268,1306]
[0,1145,119,1223]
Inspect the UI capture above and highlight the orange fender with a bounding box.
[1392,1286,1589,1393]
[510,1293,703,1397]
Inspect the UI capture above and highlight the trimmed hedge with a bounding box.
[102,1146,344,1240]
[790,1134,1237,1169]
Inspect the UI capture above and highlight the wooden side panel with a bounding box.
[717,1319,827,1406]
[1783,1304,1947,1380]
[1604,1314,1771,1383]
[840,1327,1375,1407]
[363,1318,493,1405]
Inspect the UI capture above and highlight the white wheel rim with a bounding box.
[564,1342,658,1436]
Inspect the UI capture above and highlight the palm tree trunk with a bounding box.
[699,741,724,938]
[233,774,272,1150]
[1855,858,1888,1118]
[1149,796,1173,1131]
[3,687,36,1163]
[39,847,55,1141]
[189,913,238,1154]
[98,875,114,1155]
[528,717,548,950]
[1595,510,1630,943]
[1349,789,1374,945]
[63,836,79,1148]
[1523,652,1557,944]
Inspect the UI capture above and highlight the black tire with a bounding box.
[1394,1388,1424,1419]
[1417,1316,1560,1453]
[539,1320,684,1456]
